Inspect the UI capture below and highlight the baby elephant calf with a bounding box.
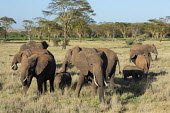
[123,65,144,80]
[55,72,72,94]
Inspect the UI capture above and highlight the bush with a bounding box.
[125,39,135,45]
[52,38,62,46]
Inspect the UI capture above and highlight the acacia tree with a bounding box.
[148,17,170,40]
[23,20,34,40]
[115,22,131,38]
[0,16,16,39]
[130,23,141,38]
[71,17,92,42]
[43,0,95,49]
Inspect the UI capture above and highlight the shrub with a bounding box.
[52,38,62,46]
[125,39,135,45]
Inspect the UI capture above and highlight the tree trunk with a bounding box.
[4,33,7,40]
[48,34,51,42]
[63,24,67,49]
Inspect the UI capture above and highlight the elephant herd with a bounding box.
[11,41,158,103]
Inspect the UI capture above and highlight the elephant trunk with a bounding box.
[61,60,68,72]
[21,70,29,86]
[93,64,105,103]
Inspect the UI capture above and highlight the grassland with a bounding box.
[0,40,170,113]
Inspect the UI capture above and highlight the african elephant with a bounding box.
[130,44,158,63]
[61,46,106,102]
[97,48,121,87]
[11,49,54,70]
[123,65,144,80]
[20,54,56,95]
[55,72,72,95]
[20,41,49,51]
[135,53,151,77]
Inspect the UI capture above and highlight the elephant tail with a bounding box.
[117,58,121,75]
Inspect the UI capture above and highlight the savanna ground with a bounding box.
[0,40,170,113]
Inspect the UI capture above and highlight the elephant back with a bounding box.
[19,41,48,51]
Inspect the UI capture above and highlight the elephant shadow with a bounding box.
[0,83,3,90]
[108,76,156,99]
[148,71,168,76]
[56,63,74,69]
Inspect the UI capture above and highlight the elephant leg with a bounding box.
[49,76,55,92]
[61,88,64,95]
[91,79,97,97]
[124,75,127,80]
[43,80,47,93]
[110,73,115,88]
[75,72,85,97]
[37,78,43,96]
[22,76,33,94]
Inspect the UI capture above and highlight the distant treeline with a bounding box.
[1,18,170,42]
[0,22,170,41]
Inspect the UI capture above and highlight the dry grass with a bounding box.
[0,40,170,113]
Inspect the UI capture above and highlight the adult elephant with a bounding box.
[96,48,121,87]
[20,41,49,51]
[130,44,158,63]
[61,46,106,102]
[20,54,56,95]
[11,49,54,70]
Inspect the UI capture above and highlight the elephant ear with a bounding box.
[73,51,89,75]
[35,55,49,75]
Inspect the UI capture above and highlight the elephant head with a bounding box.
[149,44,158,60]
[20,54,49,86]
[61,46,82,72]
[11,51,30,70]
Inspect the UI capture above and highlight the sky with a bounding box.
[0,0,170,29]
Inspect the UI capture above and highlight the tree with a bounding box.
[38,20,60,42]
[0,16,16,39]
[0,27,7,38]
[148,17,170,40]
[43,0,95,49]
[115,22,131,38]
[23,20,34,40]
[71,17,92,42]
[130,23,142,38]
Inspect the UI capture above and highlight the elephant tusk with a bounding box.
[104,79,108,87]
[94,75,99,87]
[11,64,15,69]
[93,66,100,87]
[23,76,28,82]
